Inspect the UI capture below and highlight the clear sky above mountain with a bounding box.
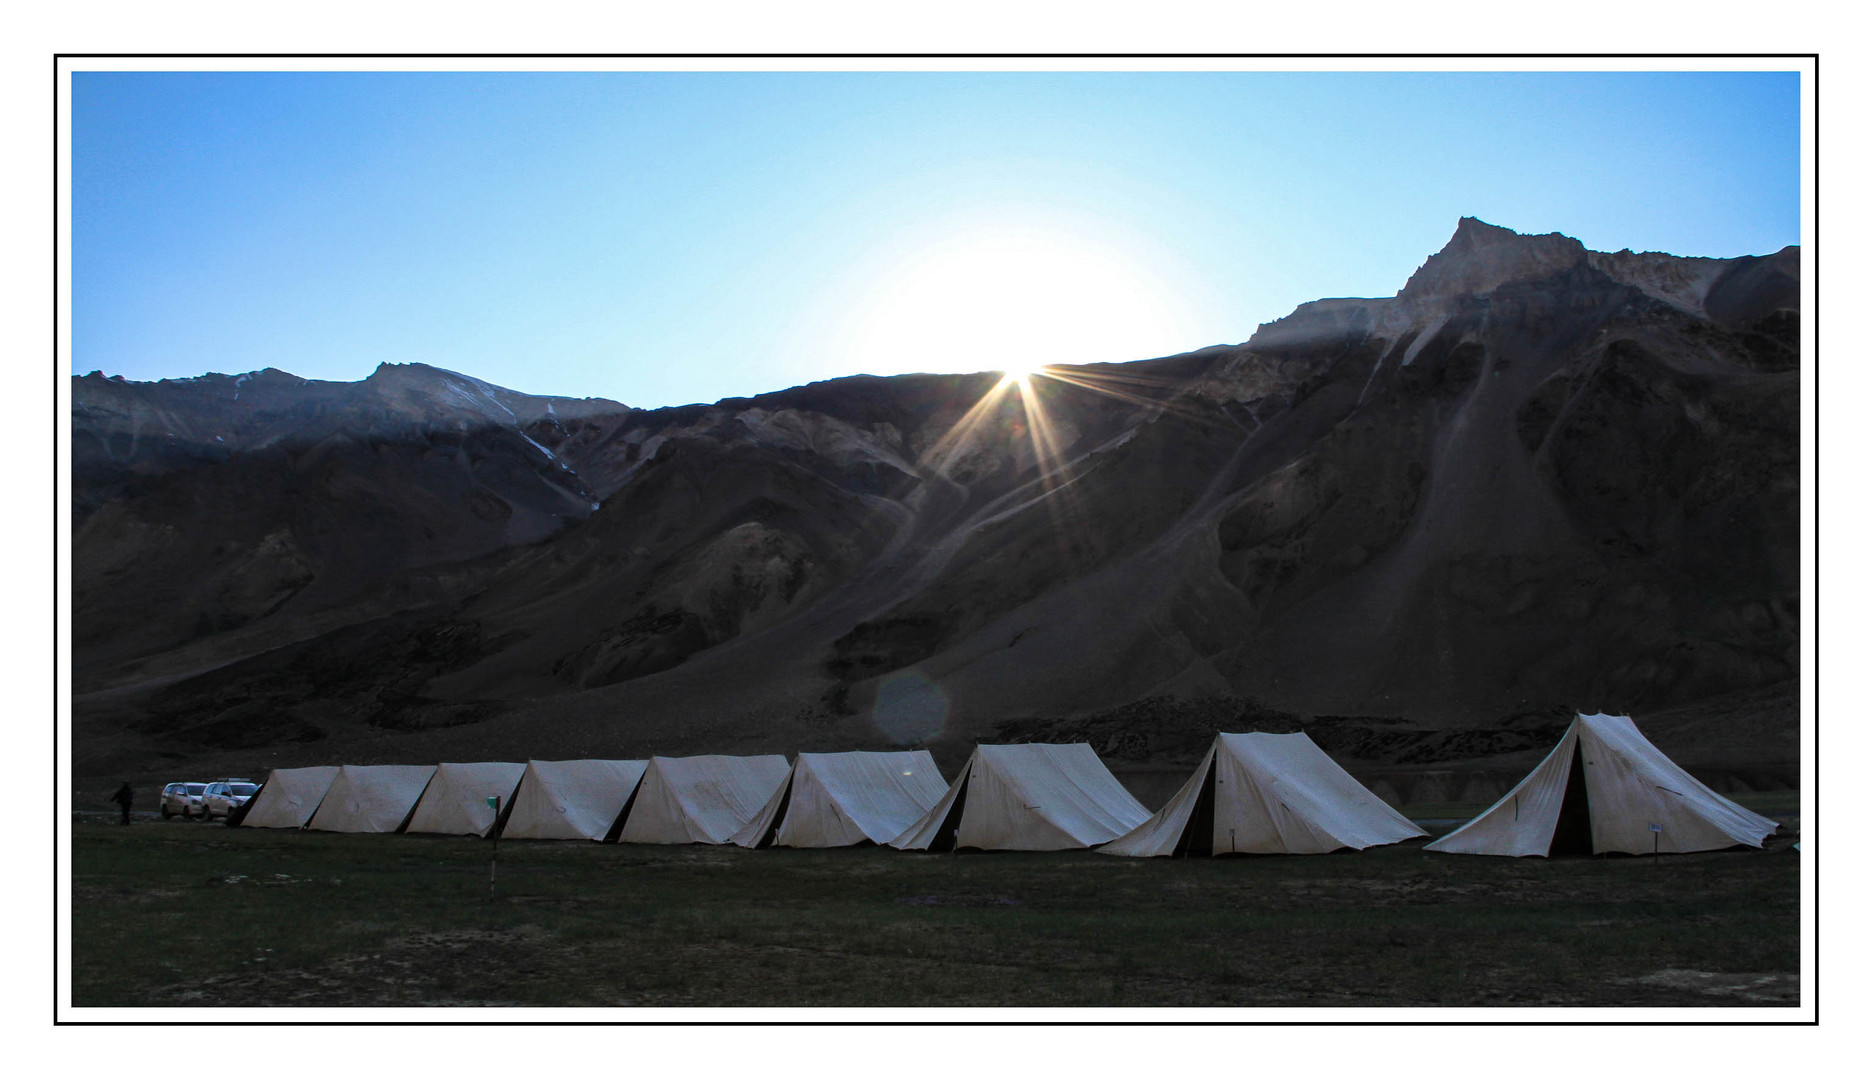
[72,69,1799,409]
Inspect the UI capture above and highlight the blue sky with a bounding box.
[72,70,1800,409]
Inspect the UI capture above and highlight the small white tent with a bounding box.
[240,765,341,829]
[1100,732,1427,857]
[1425,713,1780,857]
[403,762,528,837]
[304,764,438,834]
[617,754,792,845]
[498,759,649,841]
[890,743,1150,852]
[730,750,949,848]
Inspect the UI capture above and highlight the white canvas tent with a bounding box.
[240,765,341,829]
[498,759,649,841]
[304,764,438,834]
[403,762,527,837]
[617,754,792,845]
[890,743,1150,852]
[1425,713,1779,857]
[1100,732,1427,857]
[730,750,949,848]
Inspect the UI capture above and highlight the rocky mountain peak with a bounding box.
[363,360,480,395]
[1398,217,1591,300]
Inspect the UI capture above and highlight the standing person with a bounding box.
[110,781,134,826]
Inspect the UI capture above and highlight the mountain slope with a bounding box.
[71,219,1800,778]
[72,363,630,683]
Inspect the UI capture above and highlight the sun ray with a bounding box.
[902,353,1256,566]
[1033,365,1226,425]
[1005,369,1099,550]
[916,375,1019,478]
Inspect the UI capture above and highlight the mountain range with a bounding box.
[71,218,1800,790]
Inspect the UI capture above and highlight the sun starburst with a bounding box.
[998,360,1046,389]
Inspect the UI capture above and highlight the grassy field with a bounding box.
[69,792,1801,1009]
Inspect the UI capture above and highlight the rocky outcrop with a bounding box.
[1400,217,1591,300]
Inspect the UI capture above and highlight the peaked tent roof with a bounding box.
[499,759,649,841]
[891,743,1150,851]
[240,765,341,829]
[1425,713,1779,857]
[1101,732,1427,856]
[403,762,528,837]
[617,755,791,845]
[730,750,949,848]
[305,764,438,834]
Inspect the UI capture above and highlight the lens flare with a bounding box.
[998,359,1044,388]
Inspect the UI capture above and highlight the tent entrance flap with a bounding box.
[927,774,971,853]
[1549,741,1595,857]
[1172,757,1219,857]
[394,800,425,835]
[601,783,644,844]
[752,777,795,849]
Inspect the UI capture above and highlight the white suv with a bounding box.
[201,779,259,821]
[161,782,208,819]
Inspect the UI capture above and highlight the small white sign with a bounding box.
[1648,822,1663,833]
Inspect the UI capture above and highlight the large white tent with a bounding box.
[1425,713,1780,857]
[403,762,528,837]
[240,765,341,829]
[498,759,649,841]
[1100,732,1427,857]
[304,764,438,834]
[730,750,949,848]
[617,754,792,844]
[890,743,1150,851]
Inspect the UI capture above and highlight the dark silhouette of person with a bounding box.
[111,781,134,825]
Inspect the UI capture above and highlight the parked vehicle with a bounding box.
[201,779,259,821]
[161,782,208,819]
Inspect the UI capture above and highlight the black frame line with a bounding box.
[52,50,1819,1027]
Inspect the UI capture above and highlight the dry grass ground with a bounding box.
[70,792,1800,1009]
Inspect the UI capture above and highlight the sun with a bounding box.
[998,359,1044,388]
[828,219,1197,380]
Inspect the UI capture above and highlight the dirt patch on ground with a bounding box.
[187,925,553,1007]
[898,894,1023,908]
[1623,969,1799,1005]
[72,883,189,906]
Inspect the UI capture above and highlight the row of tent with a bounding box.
[234,714,1780,858]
